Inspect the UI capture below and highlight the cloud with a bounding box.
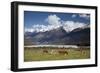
[62,21,87,32]
[79,14,90,19]
[45,14,61,26]
[25,24,61,32]
[25,14,88,32]
[25,24,50,32]
[72,14,77,18]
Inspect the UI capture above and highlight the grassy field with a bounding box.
[24,47,90,62]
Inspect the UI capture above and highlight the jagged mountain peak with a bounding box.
[48,26,66,33]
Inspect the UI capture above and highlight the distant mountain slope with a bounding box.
[62,27,90,45]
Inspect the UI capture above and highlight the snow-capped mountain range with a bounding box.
[24,25,90,46]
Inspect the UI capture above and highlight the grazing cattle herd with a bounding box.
[42,46,88,55]
[42,48,69,55]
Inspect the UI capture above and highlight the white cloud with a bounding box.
[25,14,88,33]
[45,14,61,26]
[25,25,46,32]
[25,24,62,32]
[79,14,90,19]
[63,21,87,32]
[25,28,35,32]
[72,14,77,18]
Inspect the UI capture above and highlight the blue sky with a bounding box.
[24,11,90,32]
